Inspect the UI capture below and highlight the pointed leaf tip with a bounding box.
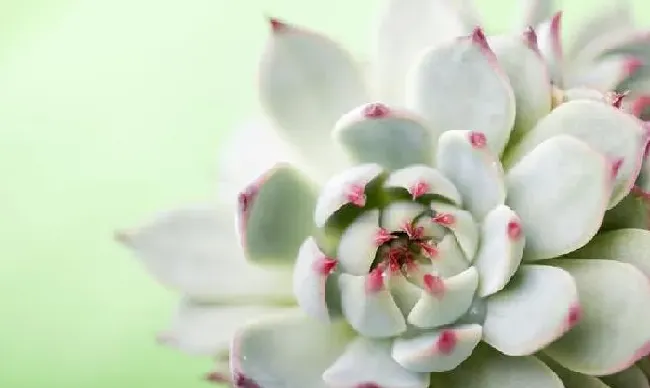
[363,102,391,118]
[268,16,288,32]
[523,26,539,51]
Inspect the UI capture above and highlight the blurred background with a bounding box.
[1,0,648,387]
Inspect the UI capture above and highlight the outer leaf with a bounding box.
[407,30,516,157]
[259,20,368,175]
[392,324,482,373]
[323,337,430,388]
[473,205,525,297]
[504,100,648,207]
[505,135,611,261]
[544,259,650,375]
[117,203,293,302]
[333,103,434,170]
[230,311,353,388]
[373,0,473,105]
[488,34,551,138]
[429,343,564,388]
[436,129,506,221]
[158,299,291,356]
[237,163,318,265]
[601,365,650,388]
[482,264,579,356]
[571,228,650,277]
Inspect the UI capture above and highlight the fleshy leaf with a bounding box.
[293,237,340,321]
[392,324,482,373]
[230,310,353,388]
[430,234,470,277]
[238,163,318,265]
[336,210,380,275]
[429,343,564,388]
[407,267,479,328]
[539,354,611,388]
[544,259,650,375]
[259,20,368,175]
[571,228,650,277]
[504,100,648,207]
[314,163,383,227]
[157,299,292,356]
[436,129,506,221]
[637,357,650,379]
[488,34,552,137]
[505,135,611,261]
[323,337,430,388]
[535,12,563,85]
[602,189,650,231]
[482,264,579,356]
[600,365,650,388]
[407,30,516,157]
[333,103,434,170]
[384,165,462,205]
[338,272,406,338]
[373,0,472,105]
[117,203,293,302]
[430,201,480,260]
[473,205,525,297]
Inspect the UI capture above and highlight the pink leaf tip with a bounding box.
[268,17,288,33]
[423,273,445,297]
[507,220,522,239]
[471,27,489,49]
[468,131,487,148]
[610,158,624,179]
[344,183,367,207]
[408,180,430,199]
[625,58,644,76]
[314,256,338,275]
[366,267,385,293]
[363,102,391,119]
[436,330,457,354]
[432,213,455,226]
[523,26,539,51]
[606,91,628,109]
[233,372,261,388]
[566,304,582,328]
[631,96,650,118]
[374,227,396,246]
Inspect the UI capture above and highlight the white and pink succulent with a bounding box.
[117,0,650,387]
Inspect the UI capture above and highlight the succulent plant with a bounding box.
[117,0,650,387]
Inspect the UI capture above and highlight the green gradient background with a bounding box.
[1,0,648,387]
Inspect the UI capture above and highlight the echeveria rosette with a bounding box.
[115,0,650,387]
